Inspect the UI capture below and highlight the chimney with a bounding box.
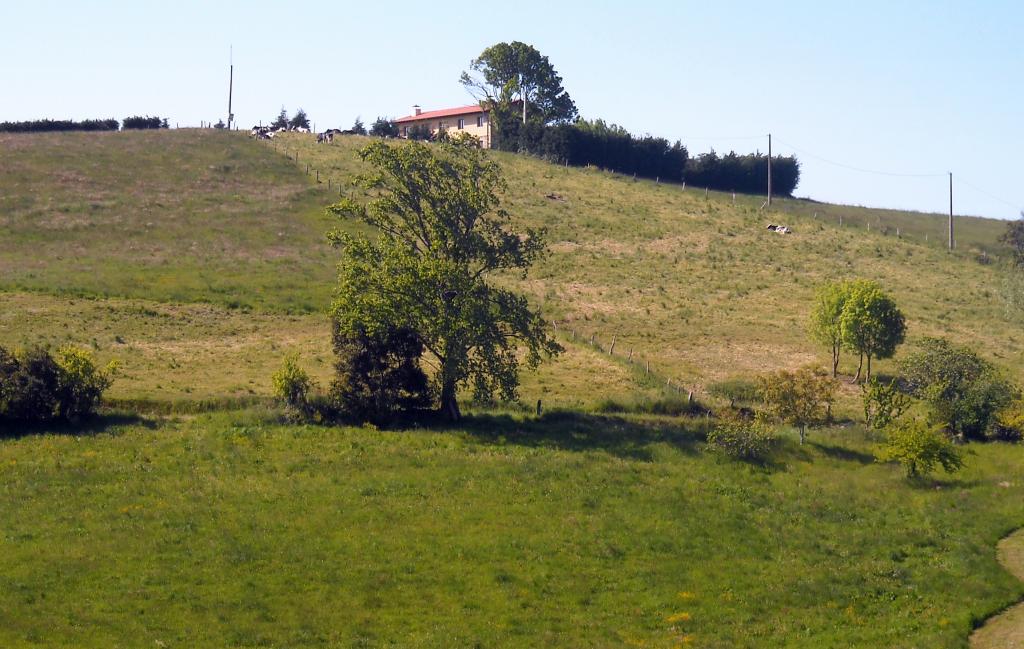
[413,104,421,116]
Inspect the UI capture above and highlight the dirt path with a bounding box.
[971,528,1024,648]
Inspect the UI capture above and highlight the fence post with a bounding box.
[609,335,616,355]
[628,348,633,362]
[646,360,650,374]
[590,333,595,346]
[316,169,319,183]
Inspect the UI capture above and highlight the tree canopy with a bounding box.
[289,108,310,129]
[328,136,561,420]
[839,280,906,382]
[460,41,577,127]
[899,338,1015,440]
[808,280,852,377]
[370,117,398,138]
[757,366,837,444]
[271,107,289,129]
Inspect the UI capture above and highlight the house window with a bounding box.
[477,115,484,127]
[457,118,465,130]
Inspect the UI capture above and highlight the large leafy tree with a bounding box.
[840,280,906,382]
[460,41,577,127]
[328,136,561,420]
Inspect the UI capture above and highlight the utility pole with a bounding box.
[767,133,772,207]
[520,73,527,124]
[226,46,234,130]
[948,172,954,250]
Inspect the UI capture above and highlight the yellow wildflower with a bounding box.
[667,611,692,623]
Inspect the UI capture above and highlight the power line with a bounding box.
[955,176,1022,212]
[773,138,945,178]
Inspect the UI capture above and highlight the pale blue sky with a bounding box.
[3,1,1021,219]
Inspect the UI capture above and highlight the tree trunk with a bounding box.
[832,343,840,377]
[439,378,461,421]
[853,351,864,383]
[799,424,806,445]
[866,355,872,382]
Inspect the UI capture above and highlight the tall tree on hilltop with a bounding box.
[289,108,310,129]
[271,106,289,129]
[328,135,561,420]
[460,41,577,127]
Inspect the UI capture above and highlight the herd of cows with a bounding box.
[250,125,358,144]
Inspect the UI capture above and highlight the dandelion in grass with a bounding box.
[666,611,691,623]
[677,591,695,600]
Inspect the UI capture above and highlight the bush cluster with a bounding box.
[330,323,432,421]
[876,419,966,478]
[0,118,119,133]
[496,119,689,185]
[492,118,800,195]
[271,323,432,424]
[685,149,800,197]
[707,415,776,461]
[0,346,116,423]
[899,338,1015,440]
[122,116,168,130]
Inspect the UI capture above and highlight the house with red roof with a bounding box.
[395,104,491,148]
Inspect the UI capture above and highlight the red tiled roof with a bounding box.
[396,105,487,123]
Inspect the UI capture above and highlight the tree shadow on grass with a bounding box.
[905,475,982,490]
[0,412,157,441]
[809,441,876,465]
[454,410,708,461]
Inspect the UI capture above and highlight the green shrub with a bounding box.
[757,366,837,444]
[876,419,966,478]
[899,338,1015,440]
[993,400,1024,442]
[707,414,776,461]
[0,345,116,423]
[407,124,433,141]
[54,346,117,421]
[271,354,315,412]
[331,324,431,421]
[862,377,909,431]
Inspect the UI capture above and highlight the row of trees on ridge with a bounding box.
[0,117,168,133]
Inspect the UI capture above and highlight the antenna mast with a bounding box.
[227,46,234,129]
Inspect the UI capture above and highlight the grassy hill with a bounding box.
[1,129,1020,406]
[0,129,1022,647]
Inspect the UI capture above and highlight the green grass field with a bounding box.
[1,129,1022,647]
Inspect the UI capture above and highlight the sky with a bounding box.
[3,0,1021,219]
